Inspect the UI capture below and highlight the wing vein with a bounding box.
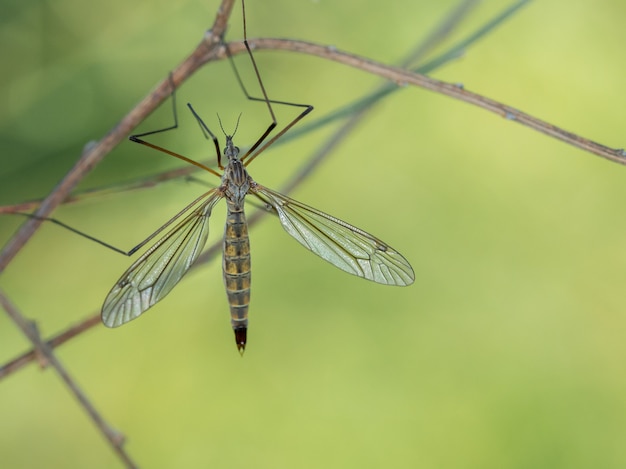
[253,185,414,286]
[102,190,223,327]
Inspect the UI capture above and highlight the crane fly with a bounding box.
[101,0,414,352]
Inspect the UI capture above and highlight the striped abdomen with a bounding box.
[223,201,251,352]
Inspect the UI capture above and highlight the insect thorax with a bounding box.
[222,159,251,205]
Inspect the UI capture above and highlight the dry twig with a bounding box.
[0,289,138,468]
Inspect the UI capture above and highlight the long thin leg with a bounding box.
[186,103,223,169]
[129,74,222,178]
[12,189,216,257]
[129,74,180,142]
[227,0,314,166]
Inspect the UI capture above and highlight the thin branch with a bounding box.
[0,165,202,215]
[222,38,625,165]
[0,289,138,468]
[0,314,101,379]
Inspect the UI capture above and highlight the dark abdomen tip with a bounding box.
[234,327,247,355]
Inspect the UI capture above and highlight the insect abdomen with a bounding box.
[223,204,251,352]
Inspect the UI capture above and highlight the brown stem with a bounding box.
[0,314,101,379]
[223,38,625,165]
[0,290,138,468]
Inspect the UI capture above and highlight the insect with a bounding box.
[100,1,414,352]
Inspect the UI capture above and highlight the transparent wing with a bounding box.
[254,185,414,286]
[102,191,223,327]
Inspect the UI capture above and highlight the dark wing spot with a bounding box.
[118,277,130,288]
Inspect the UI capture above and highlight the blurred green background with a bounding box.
[1,0,626,467]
